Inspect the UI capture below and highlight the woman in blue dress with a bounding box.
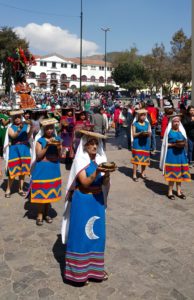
[4,110,33,198]
[160,115,191,200]
[30,118,62,226]
[62,131,114,286]
[131,109,151,181]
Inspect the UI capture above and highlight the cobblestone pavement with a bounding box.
[0,133,194,300]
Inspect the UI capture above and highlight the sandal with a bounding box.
[44,216,53,224]
[5,192,11,198]
[102,271,109,281]
[18,191,26,197]
[132,177,138,182]
[177,193,186,200]
[36,218,43,226]
[167,194,175,200]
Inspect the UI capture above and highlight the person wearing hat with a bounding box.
[161,99,174,139]
[160,114,191,200]
[4,110,33,198]
[30,118,62,225]
[0,109,10,178]
[74,110,93,151]
[146,99,159,155]
[131,109,151,181]
[62,130,115,285]
[60,107,75,161]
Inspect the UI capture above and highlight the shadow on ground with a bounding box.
[52,234,66,282]
[23,200,57,220]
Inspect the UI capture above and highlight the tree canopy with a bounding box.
[111,29,191,94]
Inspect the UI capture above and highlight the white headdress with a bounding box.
[61,135,108,244]
[159,116,187,174]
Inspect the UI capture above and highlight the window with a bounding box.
[82,64,88,70]
[107,77,113,83]
[107,67,112,71]
[40,61,47,67]
[61,63,67,68]
[71,74,77,81]
[90,76,96,82]
[71,64,77,69]
[39,72,47,80]
[29,83,35,89]
[52,62,56,68]
[91,65,96,70]
[81,75,87,82]
[99,66,104,71]
[29,72,36,79]
[99,76,104,83]
[51,73,57,80]
[61,74,67,81]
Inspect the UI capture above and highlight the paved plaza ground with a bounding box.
[0,132,194,300]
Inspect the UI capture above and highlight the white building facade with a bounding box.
[26,53,115,92]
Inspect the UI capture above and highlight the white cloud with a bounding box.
[14,23,99,57]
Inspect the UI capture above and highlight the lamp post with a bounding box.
[101,28,110,86]
[79,0,83,107]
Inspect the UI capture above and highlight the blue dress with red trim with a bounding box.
[64,160,106,283]
[164,129,191,182]
[30,136,62,203]
[8,123,31,179]
[131,121,150,166]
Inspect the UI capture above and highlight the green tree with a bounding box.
[0,27,28,94]
[112,62,148,93]
[170,29,191,88]
[143,43,171,94]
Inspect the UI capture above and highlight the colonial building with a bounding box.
[26,53,115,92]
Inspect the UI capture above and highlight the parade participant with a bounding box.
[74,111,93,151]
[160,114,191,200]
[60,107,75,160]
[118,107,129,150]
[146,99,159,155]
[131,109,151,181]
[23,110,32,122]
[62,130,115,285]
[182,106,194,168]
[161,100,174,139]
[4,110,33,198]
[30,118,62,225]
[113,104,121,137]
[0,109,10,178]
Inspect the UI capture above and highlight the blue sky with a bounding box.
[0,0,191,56]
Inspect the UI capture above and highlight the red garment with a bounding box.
[147,107,159,127]
[114,108,121,123]
[161,115,169,138]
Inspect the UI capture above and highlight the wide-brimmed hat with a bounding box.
[9,110,24,116]
[167,112,182,119]
[79,130,107,139]
[136,109,148,114]
[40,118,58,127]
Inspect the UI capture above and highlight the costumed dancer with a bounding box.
[61,130,115,286]
[0,108,10,178]
[30,118,62,226]
[4,110,33,197]
[74,110,93,151]
[160,114,191,200]
[131,109,151,181]
[60,107,75,161]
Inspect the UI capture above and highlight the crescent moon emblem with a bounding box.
[85,216,100,240]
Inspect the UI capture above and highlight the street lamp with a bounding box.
[79,0,83,107]
[101,28,110,86]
